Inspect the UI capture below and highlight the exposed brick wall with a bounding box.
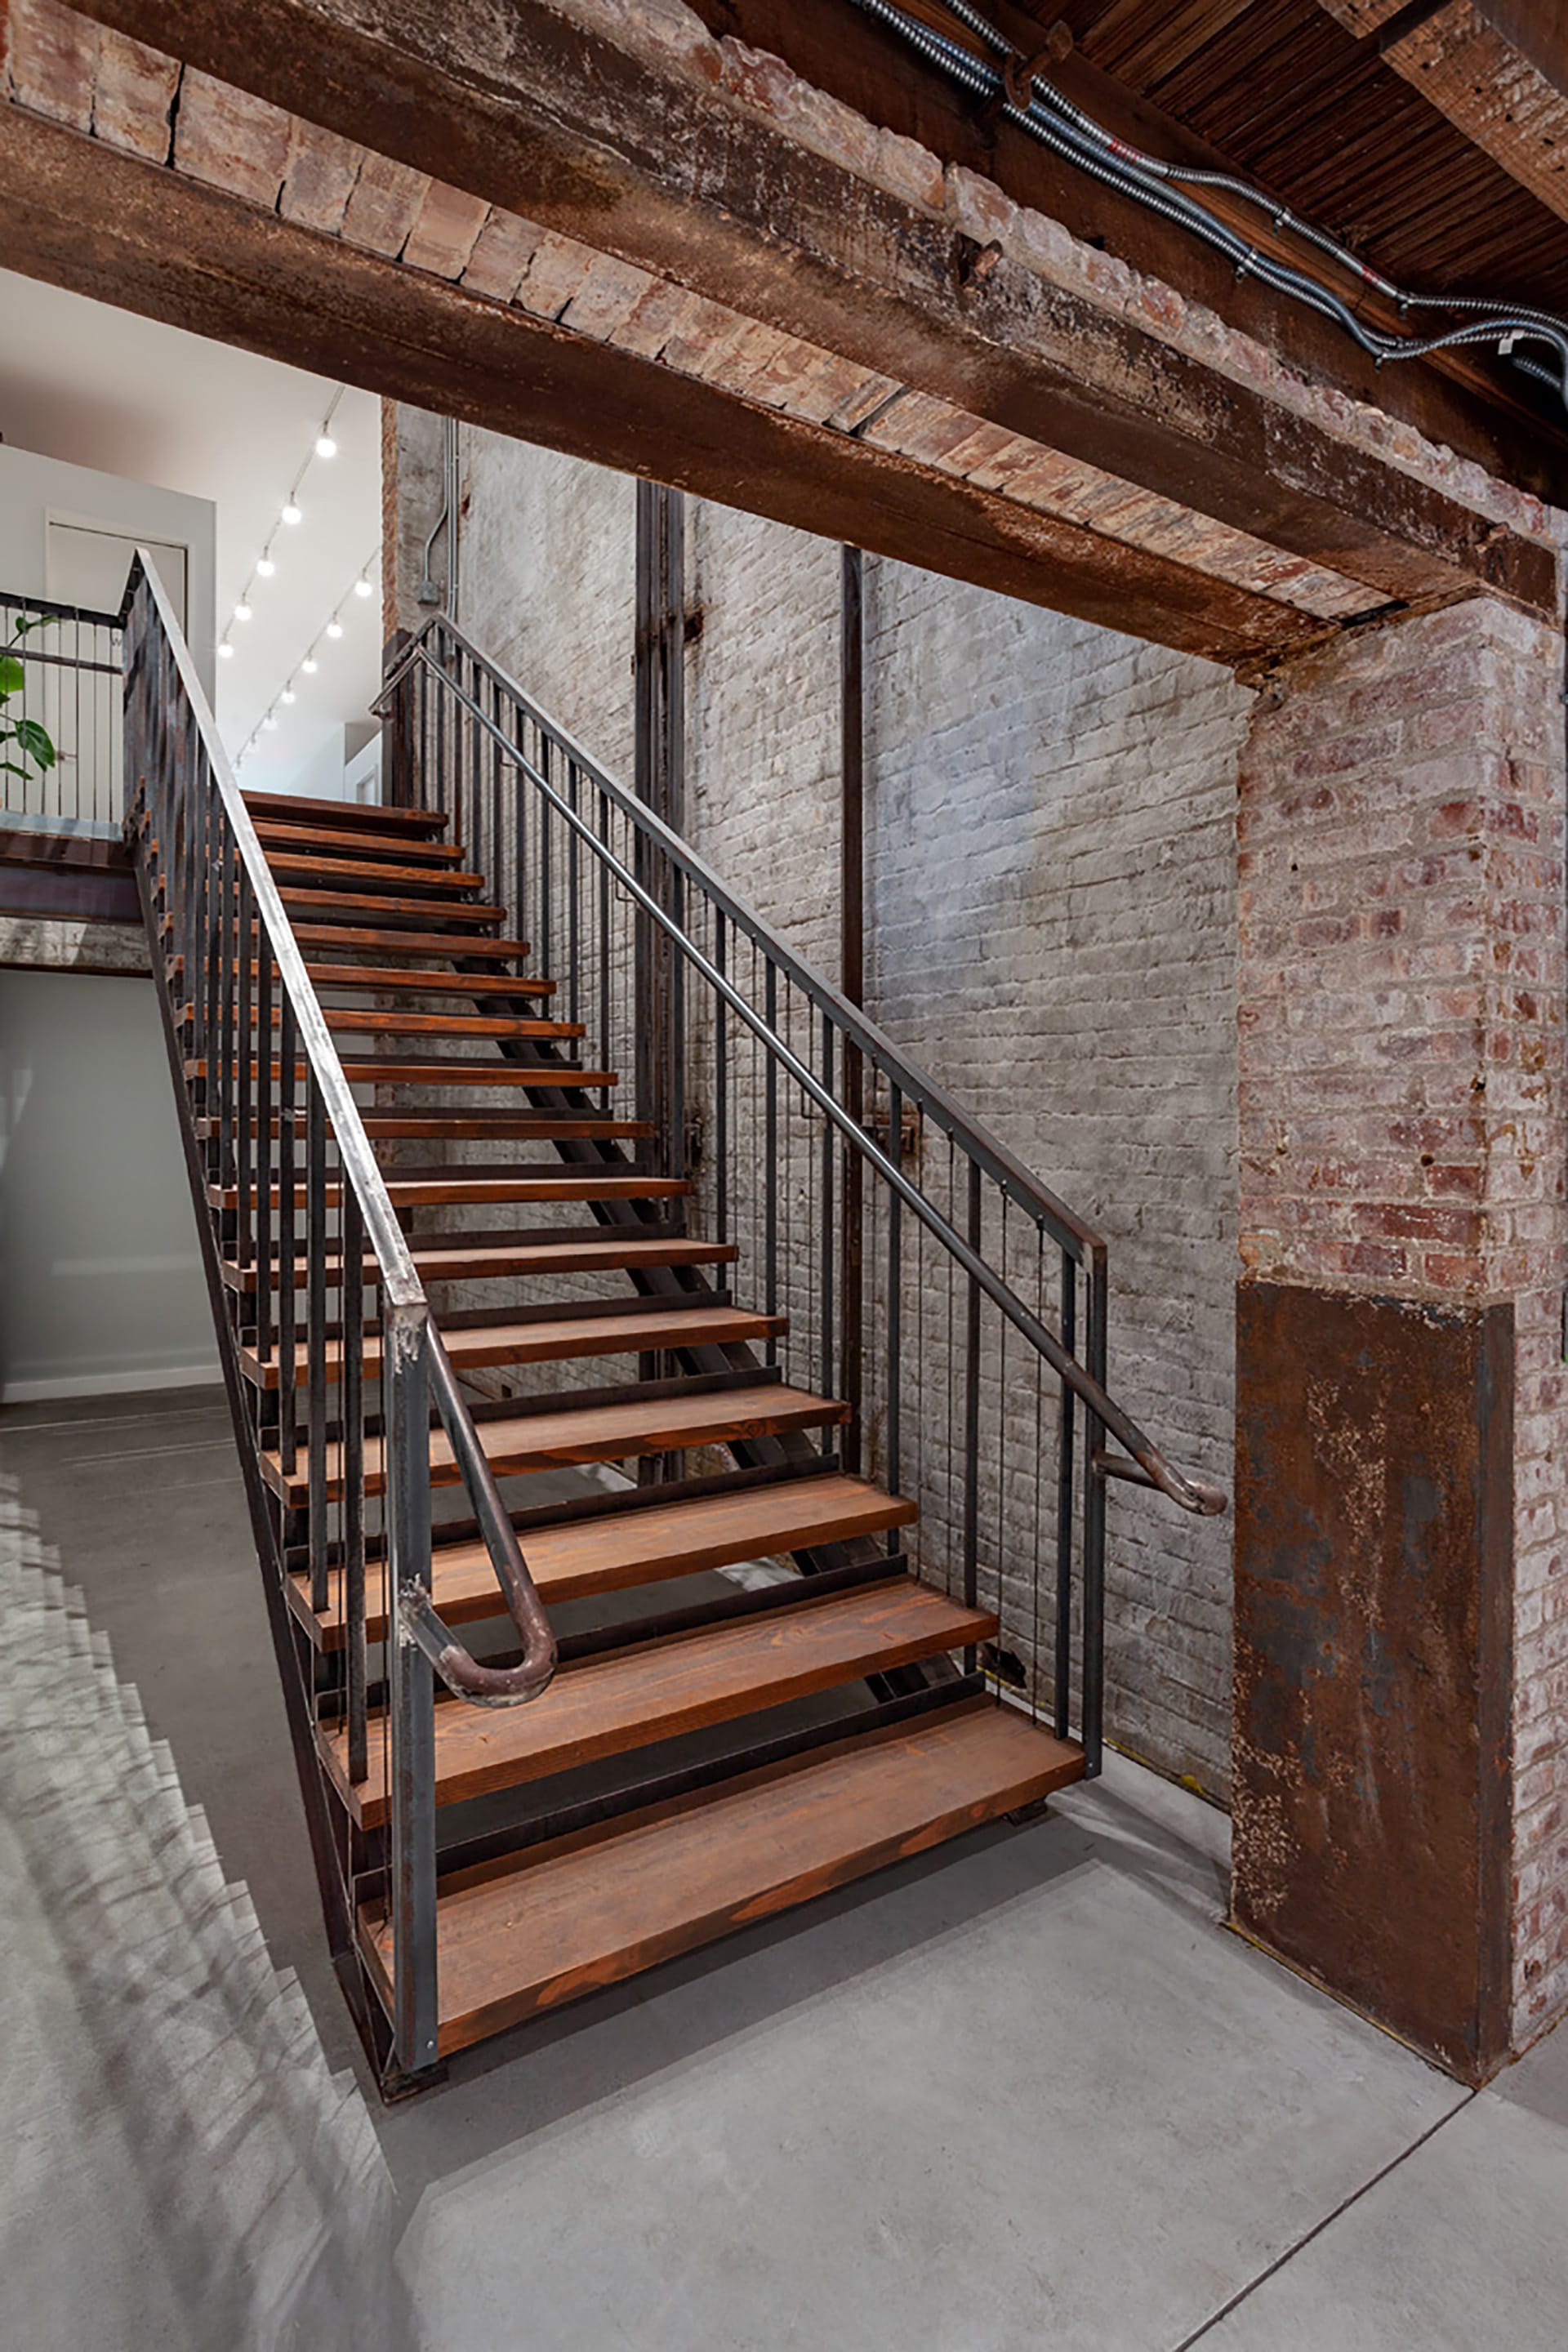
[408,425,1245,1793]
[1237,596,1568,2047]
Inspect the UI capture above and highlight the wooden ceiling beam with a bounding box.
[60,0,1558,615]
[0,100,1333,666]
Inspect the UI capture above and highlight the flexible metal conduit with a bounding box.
[849,0,1568,409]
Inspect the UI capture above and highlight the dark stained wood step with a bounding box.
[222,1234,733,1293]
[187,1058,604,1088]
[207,1169,688,1212]
[245,1301,783,1389]
[304,963,552,998]
[279,889,507,926]
[326,1577,995,1829]
[263,1380,849,1508]
[297,1472,919,1649]
[198,1112,649,1142]
[188,1004,567,1038]
[243,789,446,835]
[362,1700,1084,2052]
[252,819,466,865]
[287,924,532,962]
[266,851,488,893]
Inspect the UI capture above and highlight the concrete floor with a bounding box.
[2,1383,1566,2352]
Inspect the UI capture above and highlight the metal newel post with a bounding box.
[387,1301,439,2076]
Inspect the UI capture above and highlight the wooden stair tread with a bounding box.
[327,1577,996,1828]
[266,851,488,892]
[199,1113,650,1141]
[207,1170,689,1210]
[264,1381,848,1506]
[194,1006,566,1038]
[287,924,532,961]
[247,1301,782,1390]
[187,1057,601,1087]
[253,820,466,864]
[303,963,551,997]
[243,790,445,834]
[280,889,506,924]
[298,1472,920,1648]
[222,1235,734,1291]
[364,1701,1081,2051]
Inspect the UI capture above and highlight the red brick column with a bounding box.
[1234,594,1567,2078]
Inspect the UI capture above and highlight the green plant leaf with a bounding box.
[12,718,56,771]
[0,653,24,698]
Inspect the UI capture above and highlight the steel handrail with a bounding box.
[130,556,557,1699]
[390,626,1228,1520]
[382,619,1101,1266]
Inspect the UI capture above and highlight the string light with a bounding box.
[217,383,345,662]
[236,544,380,763]
[218,642,235,660]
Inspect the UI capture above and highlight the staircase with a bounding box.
[124,555,1225,2093]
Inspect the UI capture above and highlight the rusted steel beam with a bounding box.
[0,100,1334,664]
[65,0,1560,616]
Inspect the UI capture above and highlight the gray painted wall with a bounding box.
[0,969,216,1400]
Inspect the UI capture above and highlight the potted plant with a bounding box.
[1,611,57,788]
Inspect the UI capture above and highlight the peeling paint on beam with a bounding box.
[64,0,1559,618]
[0,102,1330,663]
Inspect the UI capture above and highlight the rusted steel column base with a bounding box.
[1233,1283,1514,2084]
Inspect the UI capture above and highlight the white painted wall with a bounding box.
[0,969,217,1401]
[0,439,216,697]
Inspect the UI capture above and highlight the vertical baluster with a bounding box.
[962,1159,982,1659]
[386,1306,438,2078]
[256,933,274,1370]
[539,736,553,984]
[343,1187,368,1786]
[307,1080,329,1611]
[218,830,237,1189]
[236,867,253,1276]
[278,995,299,1482]
[598,788,611,1085]
[568,761,581,1030]
[1054,1245,1077,1741]
[820,1015,835,1401]
[670,865,685,1186]
[1082,1252,1108,1776]
[715,912,728,1247]
[886,1083,904,1548]
[764,960,778,1360]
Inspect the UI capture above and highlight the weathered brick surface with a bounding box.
[1238,595,1568,2047]
[172,67,290,207]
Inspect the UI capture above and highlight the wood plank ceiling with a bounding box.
[1038,0,1568,314]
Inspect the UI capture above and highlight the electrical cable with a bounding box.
[847,0,1568,412]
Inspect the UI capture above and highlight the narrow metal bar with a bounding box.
[764,958,778,1348]
[386,1307,439,2076]
[344,1187,368,1786]
[598,786,611,1076]
[670,864,685,1185]
[277,992,299,1479]
[236,867,253,1273]
[820,1013,835,1402]
[1054,1245,1077,1742]
[715,911,728,1247]
[886,1079,902,1537]
[1082,1254,1109,1776]
[568,760,581,1028]
[255,931,274,1365]
[307,1080,329,1613]
[962,1158,982,1644]
[538,733,552,985]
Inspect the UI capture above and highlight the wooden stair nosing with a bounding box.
[327,1577,996,1829]
[242,789,447,834]
[181,1004,571,1038]
[302,963,551,998]
[244,1302,784,1390]
[198,1114,652,1141]
[287,924,533,962]
[295,1472,920,1649]
[279,889,507,924]
[252,820,467,865]
[264,1381,849,1507]
[207,1170,690,1211]
[265,852,488,893]
[362,1700,1083,2053]
[186,1056,602,1086]
[222,1235,737,1293]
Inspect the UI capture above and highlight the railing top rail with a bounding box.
[383,616,1102,1268]
[2,583,123,630]
[130,554,424,1310]
[392,625,1227,1520]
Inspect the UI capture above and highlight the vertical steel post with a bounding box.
[386,1303,439,2077]
[840,546,865,1470]
[1054,1248,1077,1742]
[1082,1249,1109,1776]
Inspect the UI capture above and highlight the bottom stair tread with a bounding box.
[363,1698,1083,2056]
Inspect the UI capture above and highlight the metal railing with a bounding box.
[382,616,1227,1782]
[122,557,555,2085]
[2,587,124,832]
